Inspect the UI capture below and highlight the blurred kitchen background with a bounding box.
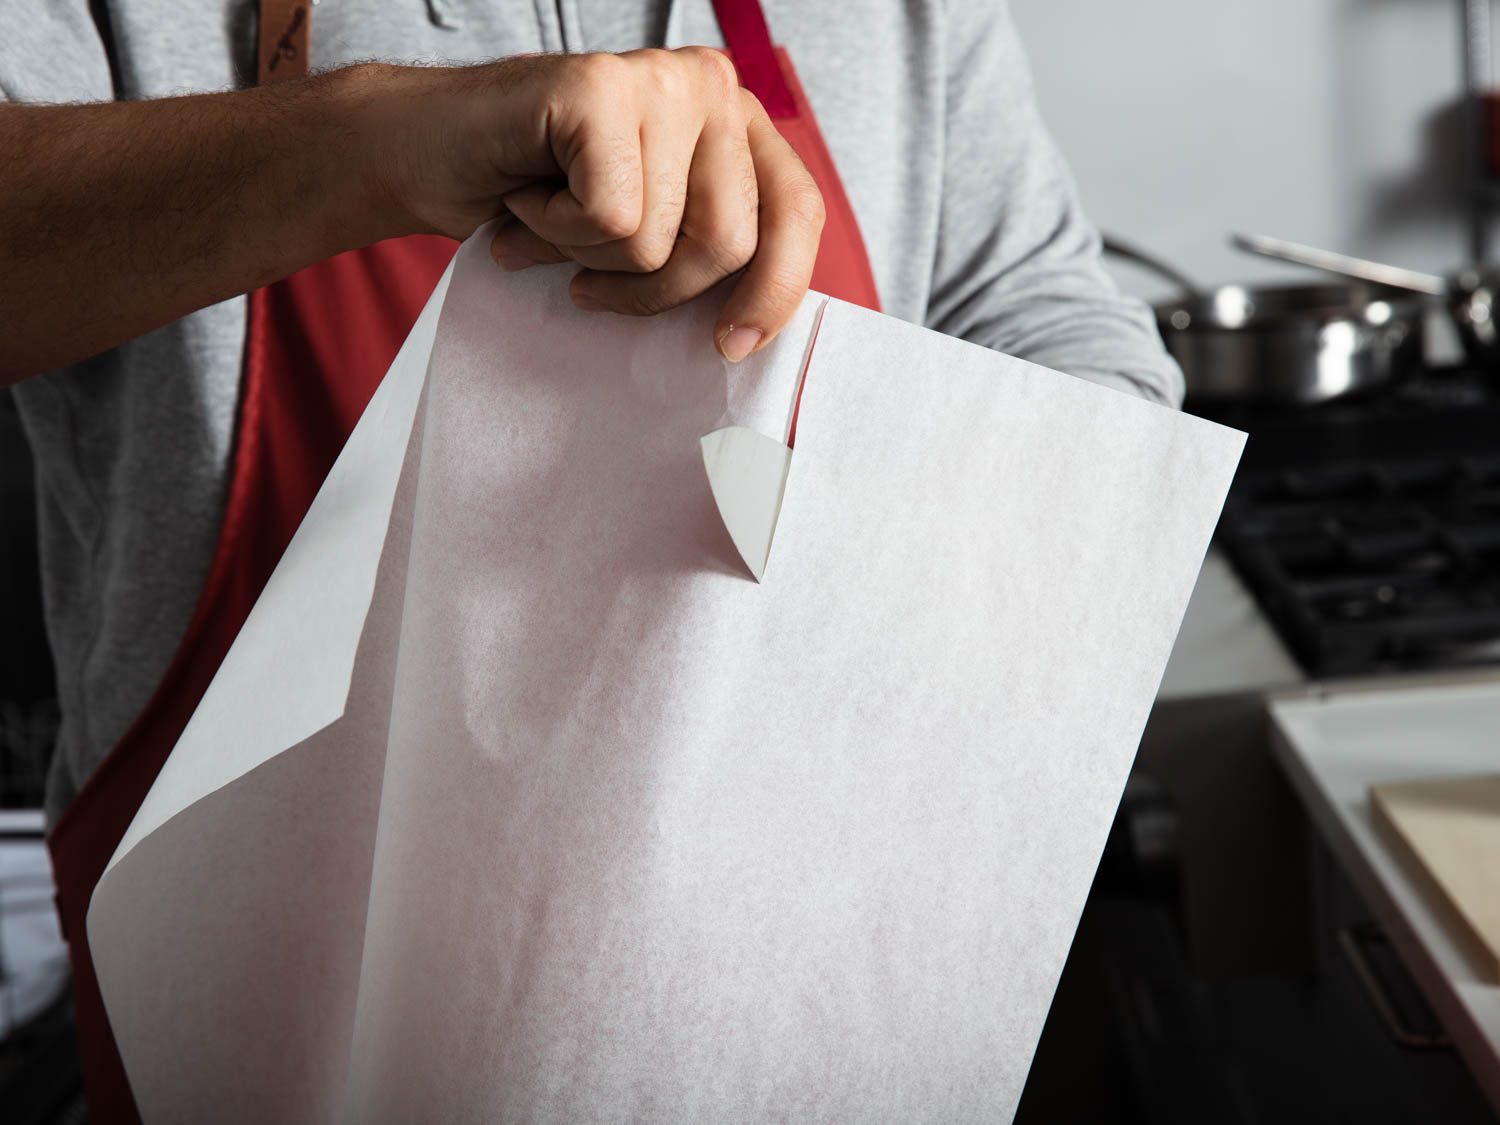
[1016,0,1490,310]
[1008,2,1500,1123]
[5,1,1500,1121]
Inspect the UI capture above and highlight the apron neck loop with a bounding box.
[709,0,796,117]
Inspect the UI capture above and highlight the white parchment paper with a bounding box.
[89,228,1243,1123]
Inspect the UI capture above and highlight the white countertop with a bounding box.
[1157,548,1304,702]
[0,808,69,1037]
[1268,676,1500,1115]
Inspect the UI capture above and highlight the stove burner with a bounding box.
[1198,367,1500,676]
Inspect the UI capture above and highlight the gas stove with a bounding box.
[1190,368,1500,677]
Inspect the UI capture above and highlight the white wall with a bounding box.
[1011,0,1486,303]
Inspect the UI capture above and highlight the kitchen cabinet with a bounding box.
[1024,556,1500,1121]
[1270,675,1500,1117]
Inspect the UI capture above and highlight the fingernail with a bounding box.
[717,325,763,363]
[494,253,535,273]
[572,291,604,312]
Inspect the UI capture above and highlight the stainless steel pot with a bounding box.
[1104,236,1427,404]
[1231,232,1500,371]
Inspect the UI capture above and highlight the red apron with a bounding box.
[46,2,879,1119]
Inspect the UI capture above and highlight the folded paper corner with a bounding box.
[700,427,793,582]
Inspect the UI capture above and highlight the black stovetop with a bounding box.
[1189,368,1500,677]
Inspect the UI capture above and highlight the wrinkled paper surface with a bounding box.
[89,227,1244,1123]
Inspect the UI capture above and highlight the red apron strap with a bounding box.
[709,0,881,311]
[709,0,796,117]
[258,0,312,85]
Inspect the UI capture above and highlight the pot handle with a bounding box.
[1230,232,1448,297]
[1100,235,1204,299]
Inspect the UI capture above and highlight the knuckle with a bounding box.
[621,235,673,273]
[636,46,675,70]
[613,174,684,271]
[587,197,639,242]
[569,52,624,97]
[580,142,644,239]
[737,86,766,120]
[694,46,740,93]
[653,55,691,100]
[649,238,676,272]
[708,223,757,274]
[781,176,826,232]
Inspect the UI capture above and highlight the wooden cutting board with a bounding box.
[1371,774,1500,983]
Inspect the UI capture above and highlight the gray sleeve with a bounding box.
[0,2,114,103]
[924,2,1183,407]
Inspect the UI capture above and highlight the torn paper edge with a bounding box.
[701,298,830,581]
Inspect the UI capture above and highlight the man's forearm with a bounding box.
[1,48,827,383]
[0,67,408,384]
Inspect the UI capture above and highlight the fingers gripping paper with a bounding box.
[89,227,1243,1122]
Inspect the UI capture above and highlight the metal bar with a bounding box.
[1230,232,1449,295]
[1461,0,1492,264]
[1099,235,1204,298]
[1338,923,1453,1050]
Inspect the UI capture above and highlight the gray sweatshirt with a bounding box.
[2,1,1183,820]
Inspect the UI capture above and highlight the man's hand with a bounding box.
[369,50,825,362]
[0,50,825,384]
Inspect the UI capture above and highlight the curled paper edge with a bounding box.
[700,426,793,582]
